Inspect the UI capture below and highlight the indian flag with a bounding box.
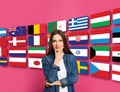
[113,8,120,25]
[48,20,66,33]
[90,11,110,28]
[28,47,46,57]
[90,46,110,61]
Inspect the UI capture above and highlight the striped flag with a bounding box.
[9,57,26,67]
[0,47,7,57]
[112,46,120,62]
[28,58,42,69]
[0,57,7,66]
[77,60,88,74]
[90,11,110,28]
[113,8,120,25]
[9,47,26,57]
[90,46,110,61]
[28,47,46,57]
[70,46,88,60]
[9,36,26,46]
[28,35,46,46]
[48,20,66,33]
[90,28,110,44]
[0,37,7,46]
[68,16,88,30]
[112,64,120,82]
[0,28,6,37]
[9,26,26,36]
[68,31,88,44]
[112,27,120,43]
[90,62,110,79]
[28,24,46,34]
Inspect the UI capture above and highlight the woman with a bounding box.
[42,30,78,92]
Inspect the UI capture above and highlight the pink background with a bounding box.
[0,0,120,92]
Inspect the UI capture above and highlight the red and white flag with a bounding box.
[0,47,7,57]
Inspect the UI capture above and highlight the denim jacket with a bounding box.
[42,53,78,92]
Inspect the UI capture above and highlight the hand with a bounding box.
[54,51,64,66]
[45,80,62,87]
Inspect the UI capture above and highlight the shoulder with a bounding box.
[64,53,76,62]
[42,54,54,63]
[64,53,75,58]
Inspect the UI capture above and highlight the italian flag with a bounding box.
[90,11,110,28]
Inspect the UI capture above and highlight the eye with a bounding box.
[52,40,56,42]
[59,39,63,42]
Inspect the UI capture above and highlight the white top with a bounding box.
[57,58,68,92]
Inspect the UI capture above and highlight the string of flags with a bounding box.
[0,8,120,82]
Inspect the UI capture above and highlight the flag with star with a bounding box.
[9,26,26,36]
[112,46,120,62]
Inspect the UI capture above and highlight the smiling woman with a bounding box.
[42,30,78,92]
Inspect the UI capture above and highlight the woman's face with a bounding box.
[52,34,64,52]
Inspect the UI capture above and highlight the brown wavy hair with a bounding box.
[47,30,73,55]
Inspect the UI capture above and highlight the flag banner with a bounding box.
[90,46,110,61]
[48,20,66,33]
[70,46,88,60]
[0,57,7,66]
[68,31,88,45]
[9,47,26,57]
[113,8,120,25]
[0,47,7,57]
[90,11,110,28]
[90,62,110,79]
[28,58,42,69]
[112,27,120,43]
[0,37,7,46]
[28,35,46,46]
[0,28,7,37]
[9,57,26,67]
[9,26,26,36]
[112,46,120,62]
[68,16,88,30]
[28,47,46,57]
[77,60,88,74]
[112,64,120,82]
[90,28,110,44]
[9,36,27,46]
[28,24,46,34]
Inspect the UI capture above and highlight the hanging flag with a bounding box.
[90,62,110,79]
[48,20,66,33]
[9,26,26,36]
[68,31,88,44]
[68,16,88,30]
[0,37,7,46]
[90,28,110,44]
[112,64,120,82]
[0,47,7,57]
[28,58,42,69]
[0,57,7,66]
[112,46,120,62]
[9,57,26,67]
[0,28,7,37]
[9,36,27,46]
[28,35,46,46]
[90,46,110,61]
[90,11,110,28]
[112,27,120,43]
[113,8,120,25]
[28,24,46,34]
[28,47,46,57]
[9,47,26,57]
[77,60,88,74]
[70,46,88,60]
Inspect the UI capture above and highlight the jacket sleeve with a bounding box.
[60,56,78,87]
[42,57,59,83]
